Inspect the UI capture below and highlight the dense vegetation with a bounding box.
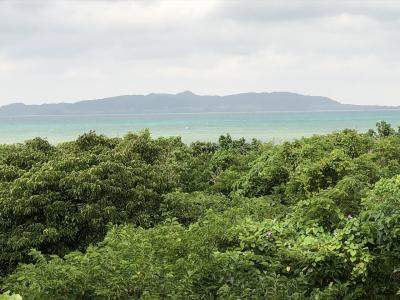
[1,121,400,299]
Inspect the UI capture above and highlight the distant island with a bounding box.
[0,91,398,116]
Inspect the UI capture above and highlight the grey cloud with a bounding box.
[0,0,399,105]
[216,1,400,22]
[0,1,260,61]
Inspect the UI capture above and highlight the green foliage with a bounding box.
[375,121,396,138]
[239,148,290,197]
[0,131,182,275]
[160,192,231,225]
[2,122,400,299]
[0,291,22,300]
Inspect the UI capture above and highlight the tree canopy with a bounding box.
[2,124,400,299]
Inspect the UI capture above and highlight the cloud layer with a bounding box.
[0,0,399,105]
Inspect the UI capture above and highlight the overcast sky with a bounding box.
[0,0,399,105]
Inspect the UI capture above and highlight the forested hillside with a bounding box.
[0,91,396,116]
[1,121,400,299]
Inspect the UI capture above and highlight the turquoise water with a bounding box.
[1,110,400,144]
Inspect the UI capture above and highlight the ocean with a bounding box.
[1,110,400,144]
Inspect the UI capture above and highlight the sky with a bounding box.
[0,0,399,106]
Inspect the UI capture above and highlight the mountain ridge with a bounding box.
[0,91,397,116]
